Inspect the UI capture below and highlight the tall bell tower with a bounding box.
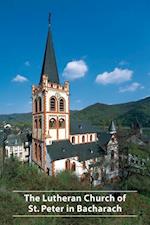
[32,15,70,171]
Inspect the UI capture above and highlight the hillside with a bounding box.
[0,97,149,128]
[72,97,150,127]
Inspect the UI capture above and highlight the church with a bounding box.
[31,17,119,185]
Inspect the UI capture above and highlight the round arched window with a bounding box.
[49,118,56,128]
[72,136,75,143]
[71,162,76,171]
[82,136,85,143]
[59,98,65,112]
[50,97,56,111]
[39,118,42,129]
[59,118,65,128]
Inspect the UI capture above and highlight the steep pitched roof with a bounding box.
[108,120,116,134]
[5,134,23,146]
[40,27,59,84]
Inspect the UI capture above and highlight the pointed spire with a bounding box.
[40,13,60,84]
[108,120,116,134]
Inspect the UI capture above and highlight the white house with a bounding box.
[5,134,30,162]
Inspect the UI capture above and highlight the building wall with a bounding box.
[70,133,97,144]
[5,145,29,162]
[32,75,70,170]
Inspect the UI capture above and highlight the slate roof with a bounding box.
[40,27,59,84]
[5,134,23,146]
[108,120,116,134]
[47,140,105,162]
[70,120,101,135]
[97,132,112,147]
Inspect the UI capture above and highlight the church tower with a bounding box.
[32,16,70,171]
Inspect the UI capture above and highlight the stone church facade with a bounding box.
[32,18,119,185]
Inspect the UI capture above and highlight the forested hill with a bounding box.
[0,97,149,128]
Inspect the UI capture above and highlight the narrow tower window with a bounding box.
[35,143,37,160]
[39,118,42,129]
[38,97,42,112]
[50,97,56,111]
[34,99,38,113]
[34,119,38,129]
[59,98,65,112]
[39,144,42,161]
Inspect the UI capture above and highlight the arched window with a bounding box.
[34,99,38,113]
[59,98,65,112]
[71,162,76,171]
[38,97,42,112]
[90,135,93,142]
[34,119,38,129]
[35,143,37,159]
[59,118,65,128]
[50,97,56,111]
[72,136,75,143]
[65,159,70,170]
[111,150,114,159]
[39,118,42,129]
[49,118,56,128]
[39,144,42,161]
[82,136,85,143]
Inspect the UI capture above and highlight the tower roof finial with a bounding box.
[48,12,51,27]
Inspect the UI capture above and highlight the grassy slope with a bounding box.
[0,157,150,225]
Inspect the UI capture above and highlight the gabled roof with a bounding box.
[5,134,23,146]
[40,26,59,84]
[47,140,105,162]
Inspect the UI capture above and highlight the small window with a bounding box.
[38,97,42,112]
[65,159,70,170]
[59,118,65,128]
[71,162,76,171]
[34,119,38,129]
[50,97,56,111]
[90,135,93,142]
[111,150,114,159]
[35,143,38,160]
[39,145,42,161]
[59,98,65,112]
[39,118,42,129]
[82,136,85,143]
[49,118,56,128]
[34,99,38,113]
[72,136,75,143]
